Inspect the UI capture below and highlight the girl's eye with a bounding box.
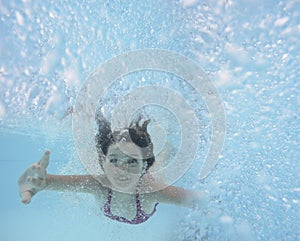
[128,158,138,166]
[110,158,118,164]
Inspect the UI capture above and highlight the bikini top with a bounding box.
[103,189,158,225]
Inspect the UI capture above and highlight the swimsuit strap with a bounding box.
[135,192,143,212]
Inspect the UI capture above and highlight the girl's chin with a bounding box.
[112,178,138,192]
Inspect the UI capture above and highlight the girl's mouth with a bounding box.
[116,176,129,182]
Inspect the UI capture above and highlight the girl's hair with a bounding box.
[95,113,155,173]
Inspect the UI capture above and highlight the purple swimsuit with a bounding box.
[103,189,158,224]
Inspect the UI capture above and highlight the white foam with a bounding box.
[274,17,289,27]
[15,11,24,26]
[0,101,6,119]
[180,0,198,8]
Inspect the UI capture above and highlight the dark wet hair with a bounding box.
[95,113,155,173]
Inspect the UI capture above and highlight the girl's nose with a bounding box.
[118,162,127,170]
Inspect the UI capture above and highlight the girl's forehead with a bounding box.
[107,142,142,159]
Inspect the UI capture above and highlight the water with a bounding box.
[0,0,299,240]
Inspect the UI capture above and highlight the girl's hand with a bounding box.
[18,150,50,204]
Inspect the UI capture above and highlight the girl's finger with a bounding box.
[38,150,50,169]
[27,176,44,186]
[21,191,32,204]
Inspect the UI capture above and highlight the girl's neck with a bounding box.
[110,189,137,205]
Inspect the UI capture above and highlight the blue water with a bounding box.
[0,0,299,240]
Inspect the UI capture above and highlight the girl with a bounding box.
[18,115,207,224]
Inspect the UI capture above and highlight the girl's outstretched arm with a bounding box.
[45,174,100,193]
[18,150,100,204]
[155,185,209,209]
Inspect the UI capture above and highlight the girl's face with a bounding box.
[103,142,145,192]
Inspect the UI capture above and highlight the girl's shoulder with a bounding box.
[89,175,111,205]
[88,175,110,194]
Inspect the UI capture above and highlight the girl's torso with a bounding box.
[92,176,158,221]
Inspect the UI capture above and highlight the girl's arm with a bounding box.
[45,174,101,194]
[155,185,209,209]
